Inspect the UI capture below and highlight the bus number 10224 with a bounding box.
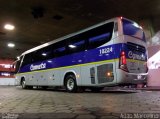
[99,47,113,55]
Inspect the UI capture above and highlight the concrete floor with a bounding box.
[0,86,160,119]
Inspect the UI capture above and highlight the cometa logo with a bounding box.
[128,51,145,61]
[30,63,46,71]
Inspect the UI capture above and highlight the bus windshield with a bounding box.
[122,19,146,42]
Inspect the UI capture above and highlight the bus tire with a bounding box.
[21,79,27,89]
[65,75,77,93]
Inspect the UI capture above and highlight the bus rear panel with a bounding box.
[115,17,147,85]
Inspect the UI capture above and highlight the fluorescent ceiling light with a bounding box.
[133,22,142,29]
[47,60,52,63]
[43,43,49,47]
[133,22,139,28]
[4,24,15,30]
[17,56,20,60]
[42,53,47,56]
[8,43,15,48]
[69,44,76,48]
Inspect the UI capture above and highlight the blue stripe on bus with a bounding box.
[19,43,147,73]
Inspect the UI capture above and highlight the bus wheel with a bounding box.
[65,75,77,93]
[22,79,27,89]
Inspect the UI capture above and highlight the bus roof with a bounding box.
[21,17,119,56]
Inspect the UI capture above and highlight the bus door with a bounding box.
[22,54,38,86]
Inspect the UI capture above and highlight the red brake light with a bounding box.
[121,51,126,65]
[121,51,125,56]
[119,51,128,72]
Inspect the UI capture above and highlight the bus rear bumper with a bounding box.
[117,70,148,85]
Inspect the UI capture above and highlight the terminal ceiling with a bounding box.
[0,0,160,59]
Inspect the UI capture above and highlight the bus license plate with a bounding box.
[137,75,142,80]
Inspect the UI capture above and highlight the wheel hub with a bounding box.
[67,78,74,90]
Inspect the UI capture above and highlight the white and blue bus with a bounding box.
[15,17,148,92]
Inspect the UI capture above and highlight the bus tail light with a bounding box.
[119,51,128,72]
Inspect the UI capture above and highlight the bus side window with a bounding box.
[34,46,53,62]
[21,54,32,67]
[15,61,20,73]
[15,56,23,73]
[87,22,114,49]
[68,35,85,54]
[41,46,53,60]
[53,40,67,57]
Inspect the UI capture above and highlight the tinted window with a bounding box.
[68,35,85,54]
[15,56,23,73]
[15,60,20,73]
[122,19,146,42]
[22,22,114,63]
[88,33,111,49]
[21,54,32,67]
[53,40,67,57]
[87,22,114,49]
[34,46,52,62]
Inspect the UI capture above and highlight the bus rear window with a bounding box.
[122,19,146,42]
